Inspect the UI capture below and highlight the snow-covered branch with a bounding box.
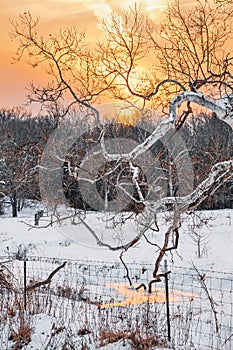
[161,159,233,213]
[169,90,233,128]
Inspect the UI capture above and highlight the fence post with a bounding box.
[23,250,27,311]
[35,213,39,226]
[35,210,44,226]
[164,260,171,342]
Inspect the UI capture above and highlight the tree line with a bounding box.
[0,108,232,217]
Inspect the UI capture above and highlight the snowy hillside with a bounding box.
[0,206,232,350]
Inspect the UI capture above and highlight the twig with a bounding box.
[192,263,219,333]
[120,251,133,286]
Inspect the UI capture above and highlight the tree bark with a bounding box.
[12,193,17,218]
[0,202,4,215]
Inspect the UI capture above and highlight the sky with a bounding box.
[0,0,169,112]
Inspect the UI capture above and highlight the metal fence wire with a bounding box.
[0,255,233,350]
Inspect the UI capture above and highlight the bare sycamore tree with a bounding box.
[11,0,233,281]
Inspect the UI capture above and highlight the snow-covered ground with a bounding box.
[0,205,232,273]
[0,204,232,349]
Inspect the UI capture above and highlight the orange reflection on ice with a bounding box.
[101,283,199,308]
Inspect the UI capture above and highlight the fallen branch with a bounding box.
[26,261,67,291]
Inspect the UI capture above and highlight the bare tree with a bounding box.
[0,109,56,217]
[0,139,38,217]
[10,1,233,281]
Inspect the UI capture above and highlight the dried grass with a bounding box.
[99,328,167,349]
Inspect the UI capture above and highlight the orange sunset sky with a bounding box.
[0,0,197,112]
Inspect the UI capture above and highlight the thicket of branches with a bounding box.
[0,109,232,216]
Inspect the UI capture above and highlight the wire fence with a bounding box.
[0,255,233,349]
